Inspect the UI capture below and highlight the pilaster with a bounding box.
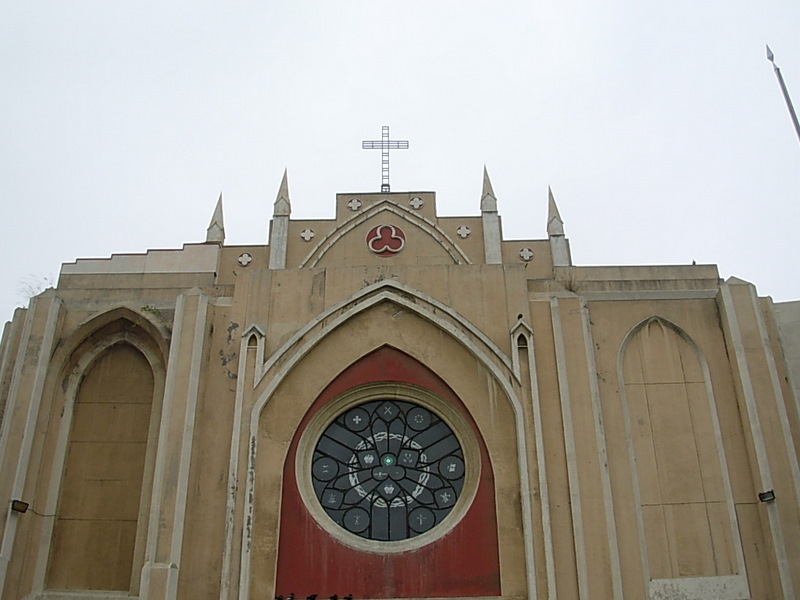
[511,321,556,600]
[140,289,210,600]
[579,301,623,599]
[549,296,590,600]
[0,293,62,597]
[718,279,800,598]
[268,217,289,270]
[220,325,264,600]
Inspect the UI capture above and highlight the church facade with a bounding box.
[0,170,799,600]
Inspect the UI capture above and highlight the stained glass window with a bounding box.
[311,399,465,542]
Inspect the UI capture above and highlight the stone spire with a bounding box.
[480,165,502,264]
[547,187,571,267]
[480,165,498,212]
[273,169,291,217]
[547,187,564,235]
[205,193,225,244]
[269,169,291,269]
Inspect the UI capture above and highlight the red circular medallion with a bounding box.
[366,224,406,256]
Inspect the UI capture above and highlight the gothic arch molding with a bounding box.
[253,279,514,391]
[239,281,538,600]
[299,200,472,267]
[51,305,170,376]
[618,315,707,365]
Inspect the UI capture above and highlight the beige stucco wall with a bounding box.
[0,190,798,600]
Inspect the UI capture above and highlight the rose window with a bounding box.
[310,399,465,542]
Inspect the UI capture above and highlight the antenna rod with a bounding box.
[766,45,800,144]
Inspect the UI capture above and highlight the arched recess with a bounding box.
[274,346,500,598]
[39,309,167,595]
[617,316,747,599]
[240,281,537,600]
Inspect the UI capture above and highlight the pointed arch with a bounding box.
[238,281,538,600]
[30,307,168,596]
[273,346,500,597]
[299,200,472,267]
[510,318,533,382]
[52,304,170,373]
[253,279,513,390]
[616,316,748,599]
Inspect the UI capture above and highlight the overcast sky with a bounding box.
[2,1,799,322]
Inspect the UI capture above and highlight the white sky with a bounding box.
[2,1,799,321]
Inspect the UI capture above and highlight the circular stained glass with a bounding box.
[311,399,465,542]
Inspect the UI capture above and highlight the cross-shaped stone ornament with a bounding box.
[519,248,535,262]
[347,198,362,211]
[300,229,315,242]
[238,253,253,267]
[409,196,424,210]
[456,225,471,239]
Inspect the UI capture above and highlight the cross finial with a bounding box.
[362,126,409,192]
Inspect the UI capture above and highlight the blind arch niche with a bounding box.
[618,317,748,599]
[47,339,158,592]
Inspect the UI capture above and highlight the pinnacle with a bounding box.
[481,165,498,212]
[547,186,565,236]
[206,192,225,244]
[274,169,291,216]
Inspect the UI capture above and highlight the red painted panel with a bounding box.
[274,347,501,598]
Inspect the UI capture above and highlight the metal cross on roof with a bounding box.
[362,126,409,192]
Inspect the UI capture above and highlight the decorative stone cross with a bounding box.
[300,229,315,242]
[409,196,424,210]
[519,248,535,261]
[347,198,362,211]
[456,225,471,239]
[362,126,408,192]
[237,253,253,267]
